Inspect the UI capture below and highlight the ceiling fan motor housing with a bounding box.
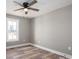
[23,2,29,8]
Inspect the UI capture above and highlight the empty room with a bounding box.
[6,0,72,59]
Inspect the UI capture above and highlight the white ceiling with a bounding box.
[6,0,72,18]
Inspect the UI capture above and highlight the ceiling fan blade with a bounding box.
[13,1,23,7]
[14,8,24,11]
[27,7,39,11]
[28,0,37,6]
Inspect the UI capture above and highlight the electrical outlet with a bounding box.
[68,46,71,50]
[23,40,26,41]
[38,41,40,43]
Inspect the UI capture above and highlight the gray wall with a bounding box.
[31,5,72,55]
[6,14,31,47]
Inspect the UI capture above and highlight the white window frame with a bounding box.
[6,18,19,42]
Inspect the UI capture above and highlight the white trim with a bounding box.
[6,43,32,49]
[31,44,72,59]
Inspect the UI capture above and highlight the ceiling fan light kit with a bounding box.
[24,8,28,12]
[14,0,39,14]
[25,11,28,14]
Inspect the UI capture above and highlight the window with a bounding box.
[7,18,19,42]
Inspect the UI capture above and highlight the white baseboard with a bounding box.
[31,43,72,59]
[6,43,32,49]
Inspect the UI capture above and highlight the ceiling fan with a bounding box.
[14,0,39,14]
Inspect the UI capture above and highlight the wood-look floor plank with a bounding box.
[6,46,68,59]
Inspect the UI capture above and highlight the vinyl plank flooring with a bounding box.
[6,46,68,59]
